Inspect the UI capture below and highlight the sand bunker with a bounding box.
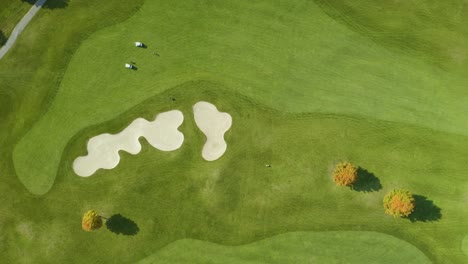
[193,102,232,161]
[73,110,184,177]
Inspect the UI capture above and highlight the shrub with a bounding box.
[333,162,358,186]
[82,210,103,231]
[383,189,415,217]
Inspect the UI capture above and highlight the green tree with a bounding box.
[82,210,103,231]
[333,162,358,187]
[383,189,415,217]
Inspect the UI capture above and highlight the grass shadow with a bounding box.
[352,167,382,192]
[22,0,69,9]
[21,0,37,5]
[0,31,6,46]
[408,195,442,222]
[106,214,139,235]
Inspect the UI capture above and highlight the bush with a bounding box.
[383,189,415,217]
[333,162,358,186]
[82,210,103,231]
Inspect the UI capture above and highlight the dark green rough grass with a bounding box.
[0,0,69,45]
[0,0,31,43]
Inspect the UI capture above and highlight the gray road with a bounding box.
[0,0,48,60]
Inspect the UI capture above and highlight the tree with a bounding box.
[82,210,103,231]
[333,162,358,187]
[0,30,6,46]
[383,189,415,217]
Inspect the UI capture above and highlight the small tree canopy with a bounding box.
[333,162,358,186]
[82,210,103,231]
[383,189,415,217]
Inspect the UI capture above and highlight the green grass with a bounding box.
[2,83,467,262]
[0,0,467,263]
[0,0,143,141]
[314,0,468,73]
[13,0,468,195]
[138,231,431,263]
[463,235,468,256]
[0,0,144,191]
[0,0,31,44]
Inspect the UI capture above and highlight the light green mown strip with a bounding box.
[463,235,468,256]
[138,231,431,264]
[13,0,468,195]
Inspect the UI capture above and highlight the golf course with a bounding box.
[0,0,467,263]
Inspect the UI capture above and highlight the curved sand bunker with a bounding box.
[73,110,184,177]
[193,102,232,161]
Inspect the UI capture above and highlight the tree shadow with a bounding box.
[44,0,69,9]
[21,0,36,5]
[352,167,382,192]
[0,31,6,46]
[22,0,69,9]
[408,195,442,222]
[105,214,139,235]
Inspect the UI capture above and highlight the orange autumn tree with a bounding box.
[82,210,103,231]
[332,162,358,187]
[383,189,415,217]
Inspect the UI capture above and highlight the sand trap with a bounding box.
[193,102,232,161]
[73,110,184,177]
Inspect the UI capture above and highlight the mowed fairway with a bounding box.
[0,0,467,263]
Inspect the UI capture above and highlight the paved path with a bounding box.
[0,0,47,60]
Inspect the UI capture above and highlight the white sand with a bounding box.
[193,102,232,161]
[73,110,184,177]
